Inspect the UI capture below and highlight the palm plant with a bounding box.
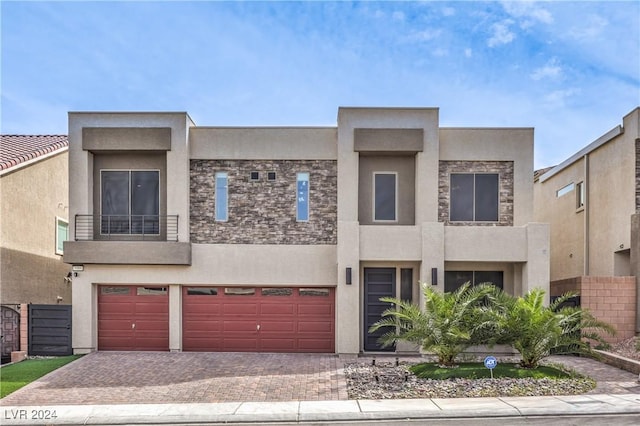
[369,282,494,367]
[483,288,615,368]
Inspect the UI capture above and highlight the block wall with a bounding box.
[551,276,637,343]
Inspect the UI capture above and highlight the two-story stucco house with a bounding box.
[1,135,71,361]
[64,107,549,355]
[534,107,640,342]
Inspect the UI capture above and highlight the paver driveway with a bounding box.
[0,352,348,406]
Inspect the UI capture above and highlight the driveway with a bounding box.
[0,352,348,406]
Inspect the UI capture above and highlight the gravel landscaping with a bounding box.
[610,337,640,361]
[345,358,596,399]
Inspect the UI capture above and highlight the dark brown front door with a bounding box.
[364,268,396,351]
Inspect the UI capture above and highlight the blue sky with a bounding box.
[1,1,639,169]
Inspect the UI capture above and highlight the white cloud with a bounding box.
[442,6,455,17]
[464,48,472,58]
[432,48,448,57]
[488,20,515,47]
[543,88,581,108]
[501,1,553,25]
[392,11,405,21]
[568,14,608,40]
[530,58,563,81]
[407,28,442,42]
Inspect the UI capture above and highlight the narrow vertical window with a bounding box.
[56,217,68,255]
[215,172,228,221]
[576,181,585,209]
[374,172,397,221]
[400,269,413,302]
[297,172,309,221]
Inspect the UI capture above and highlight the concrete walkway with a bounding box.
[1,352,639,424]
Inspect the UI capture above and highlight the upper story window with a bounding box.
[101,170,159,234]
[556,182,574,197]
[297,172,309,222]
[450,173,499,222]
[576,181,585,209]
[55,217,68,255]
[215,172,228,221]
[373,172,397,222]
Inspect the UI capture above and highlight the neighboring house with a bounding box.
[534,107,640,342]
[0,135,71,360]
[64,108,549,355]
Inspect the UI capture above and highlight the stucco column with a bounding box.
[421,222,445,296]
[169,284,182,352]
[523,223,550,303]
[336,221,360,354]
[71,272,96,354]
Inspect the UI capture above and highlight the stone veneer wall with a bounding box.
[551,276,637,343]
[438,161,514,226]
[190,160,337,244]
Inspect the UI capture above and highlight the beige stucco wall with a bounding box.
[439,128,534,226]
[71,244,337,352]
[190,127,337,160]
[0,151,71,304]
[535,108,640,280]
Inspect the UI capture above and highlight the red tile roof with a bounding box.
[0,135,68,172]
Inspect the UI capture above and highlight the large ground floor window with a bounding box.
[444,270,504,293]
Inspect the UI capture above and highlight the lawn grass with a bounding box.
[409,362,571,380]
[0,355,81,398]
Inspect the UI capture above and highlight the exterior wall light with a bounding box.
[346,267,352,285]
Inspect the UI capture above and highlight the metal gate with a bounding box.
[28,304,72,356]
[1,306,21,362]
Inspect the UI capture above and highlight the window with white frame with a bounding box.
[556,182,574,198]
[101,170,160,234]
[450,173,499,222]
[55,217,68,255]
[373,172,397,221]
[296,172,309,221]
[215,172,228,221]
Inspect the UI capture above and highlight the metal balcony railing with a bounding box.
[75,215,179,241]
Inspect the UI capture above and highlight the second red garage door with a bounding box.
[183,287,335,353]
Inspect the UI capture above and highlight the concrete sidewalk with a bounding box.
[2,394,640,425]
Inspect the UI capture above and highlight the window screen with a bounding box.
[450,173,499,222]
[374,173,396,221]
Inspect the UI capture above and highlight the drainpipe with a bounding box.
[584,154,590,276]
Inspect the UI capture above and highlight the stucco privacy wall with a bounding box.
[551,276,636,343]
[0,151,71,304]
[190,160,337,244]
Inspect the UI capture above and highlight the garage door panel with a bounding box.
[99,286,169,351]
[260,321,295,333]
[223,339,259,351]
[223,321,257,332]
[183,287,335,353]
[223,303,258,315]
[298,321,333,333]
[261,339,295,351]
[298,304,333,316]
[260,304,295,315]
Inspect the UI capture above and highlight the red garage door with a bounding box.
[98,286,169,351]
[183,287,335,353]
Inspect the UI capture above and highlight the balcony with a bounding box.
[64,214,190,266]
[75,215,179,241]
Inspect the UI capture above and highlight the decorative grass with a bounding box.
[409,362,572,380]
[0,356,81,398]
